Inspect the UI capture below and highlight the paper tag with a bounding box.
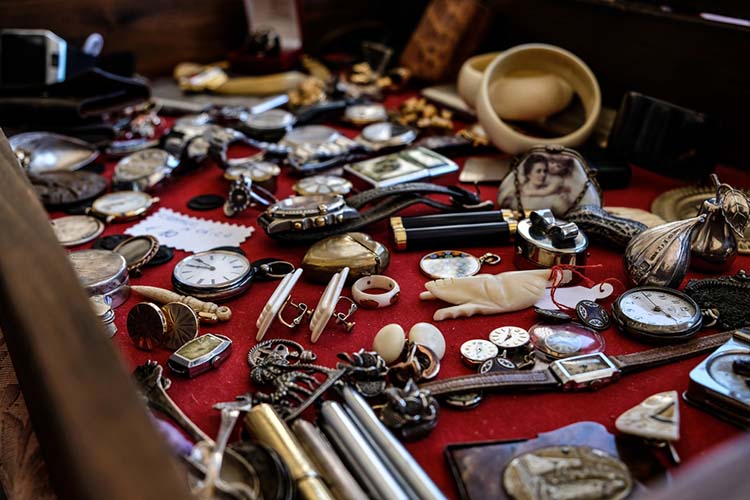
[125,208,254,253]
[534,283,614,310]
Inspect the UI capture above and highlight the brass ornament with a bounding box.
[301,232,390,283]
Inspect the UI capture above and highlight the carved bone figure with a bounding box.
[420,269,571,321]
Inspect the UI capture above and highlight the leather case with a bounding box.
[0,68,150,143]
[399,0,493,82]
[445,421,665,500]
[607,91,717,180]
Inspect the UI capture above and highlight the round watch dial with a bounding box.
[707,352,750,400]
[114,149,176,181]
[489,326,530,350]
[50,215,105,247]
[224,161,281,182]
[246,109,296,131]
[293,175,353,196]
[529,323,605,360]
[283,125,340,147]
[460,339,499,366]
[419,250,482,279]
[612,286,702,341]
[361,122,416,145]
[345,103,387,124]
[91,191,156,219]
[172,250,254,298]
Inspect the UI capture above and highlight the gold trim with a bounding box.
[390,217,407,250]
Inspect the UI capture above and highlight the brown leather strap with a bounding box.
[610,331,732,374]
[419,369,560,397]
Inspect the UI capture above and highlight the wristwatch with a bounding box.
[258,182,489,241]
[88,191,160,223]
[112,148,179,191]
[419,331,732,397]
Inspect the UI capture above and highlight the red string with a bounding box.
[548,264,624,312]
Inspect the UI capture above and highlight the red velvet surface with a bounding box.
[54,103,748,498]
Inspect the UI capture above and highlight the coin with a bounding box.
[503,445,632,500]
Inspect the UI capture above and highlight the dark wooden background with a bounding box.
[0,0,747,159]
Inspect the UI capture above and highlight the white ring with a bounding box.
[351,275,400,309]
[476,44,601,155]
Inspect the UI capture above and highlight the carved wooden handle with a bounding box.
[129,286,232,321]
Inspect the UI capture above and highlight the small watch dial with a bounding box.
[173,250,252,289]
[460,339,499,365]
[92,191,154,217]
[293,175,352,196]
[50,215,104,246]
[617,289,697,327]
[115,149,172,181]
[707,352,750,400]
[489,326,530,349]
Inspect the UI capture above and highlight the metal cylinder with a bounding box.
[320,401,408,500]
[244,403,334,500]
[341,385,447,500]
[292,419,368,500]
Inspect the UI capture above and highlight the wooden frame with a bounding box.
[0,130,191,500]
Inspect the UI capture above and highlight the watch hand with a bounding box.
[642,292,677,321]
[193,258,216,271]
[185,264,214,270]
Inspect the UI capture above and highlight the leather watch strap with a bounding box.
[420,370,560,397]
[609,331,732,374]
[346,182,481,210]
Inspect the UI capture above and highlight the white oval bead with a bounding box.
[372,323,406,363]
[408,322,446,359]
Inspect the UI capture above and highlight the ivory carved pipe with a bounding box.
[129,285,231,321]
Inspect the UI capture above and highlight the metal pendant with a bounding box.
[624,215,705,288]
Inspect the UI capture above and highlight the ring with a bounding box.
[351,275,400,309]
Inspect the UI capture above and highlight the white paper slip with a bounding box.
[125,208,254,253]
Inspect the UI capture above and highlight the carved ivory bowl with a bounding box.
[476,44,601,154]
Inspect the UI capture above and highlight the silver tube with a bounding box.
[292,419,369,500]
[342,385,447,500]
[320,401,409,500]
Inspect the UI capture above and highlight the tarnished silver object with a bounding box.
[502,445,633,500]
[342,386,446,500]
[689,174,749,272]
[292,419,369,500]
[320,401,409,500]
[68,249,130,308]
[624,215,705,288]
[566,204,647,249]
[380,379,439,440]
[651,184,750,255]
[9,131,98,173]
[194,397,254,500]
[89,295,117,338]
[132,362,261,497]
[514,212,588,270]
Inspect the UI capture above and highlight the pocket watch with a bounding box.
[356,122,417,151]
[242,109,296,141]
[611,286,703,343]
[344,103,387,125]
[292,175,353,196]
[258,194,359,234]
[172,249,255,301]
[419,250,501,279]
[50,215,105,247]
[112,148,179,191]
[223,160,281,192]
[459,339,499,367]
[88,191,160,223]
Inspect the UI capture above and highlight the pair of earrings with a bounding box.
[256,266,357,343]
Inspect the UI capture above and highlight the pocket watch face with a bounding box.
[419,250,481,279]
[173,250,252,289]
[50,215,105,246]
[225,161,281,182]
[489,326,530,349]
[613,287,702,342]
[616,288,698,327]
[92,191,154,217]
[115,149,174,181]
[707,352,750,401]
[284,125,340,147]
